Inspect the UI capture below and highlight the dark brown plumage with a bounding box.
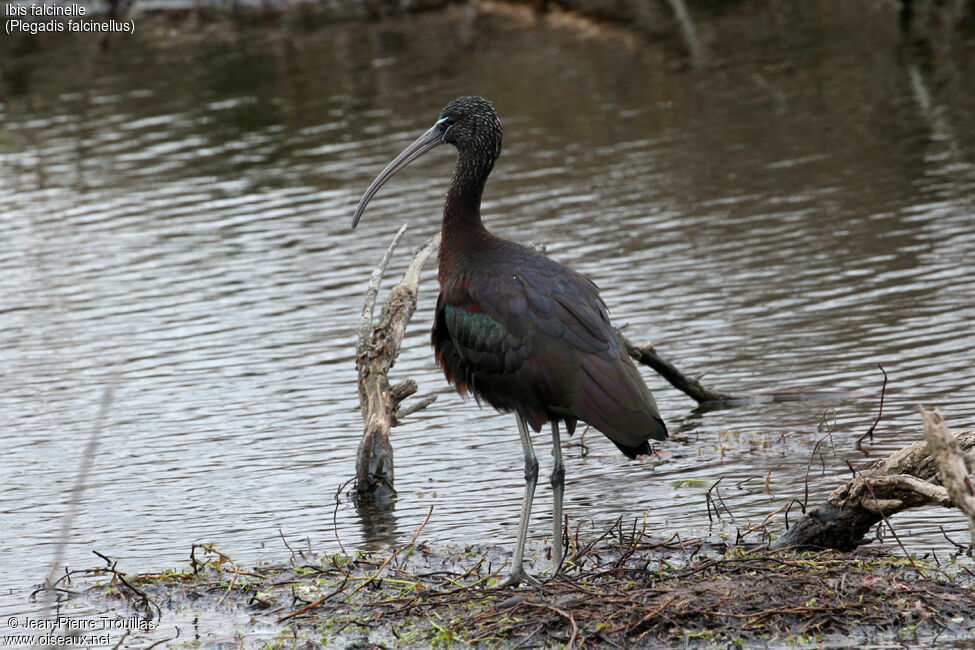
[352,96,666,585]
[432,234,666,457]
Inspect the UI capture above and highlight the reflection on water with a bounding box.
[2,0,975,628]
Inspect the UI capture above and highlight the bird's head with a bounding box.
[351,96,503,229]
[436,96,503,158]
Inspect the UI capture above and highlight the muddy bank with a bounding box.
[53,528,975,648]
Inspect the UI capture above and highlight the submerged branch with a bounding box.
[618,333,739,404]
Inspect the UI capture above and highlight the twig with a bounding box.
[801,429,835,514]
[78,551,157,620]
[713,486,736,524]
[705,477,723,524]
[401,233,440,287]
[279,528,299,565]
[93,550,116,569]
[773,422,975,550]
[277,574,350,623]
[213,546,240,608]
[333,477,354,558]
[519,602,579,649]
[938,525,971,556]
[607,595,679,635]
[142,632,179,650]
[818,408,837,433]
[357,224,408,358]
[109,629,130,650]
[857,365,887,451]
[566,425,590,458]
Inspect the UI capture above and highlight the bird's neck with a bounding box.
[439,153,494,282]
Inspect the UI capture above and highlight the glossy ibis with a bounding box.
[352,96,667,586]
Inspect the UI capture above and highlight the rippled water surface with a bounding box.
[2,0,975,630]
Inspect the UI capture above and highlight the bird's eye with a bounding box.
[437,116,455,130]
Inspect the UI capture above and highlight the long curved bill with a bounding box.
[351,123,445,229]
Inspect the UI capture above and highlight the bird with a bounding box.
[352,96,667,587]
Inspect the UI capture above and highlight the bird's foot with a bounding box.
[495,565,542,589]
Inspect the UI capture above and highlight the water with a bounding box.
[2,0,974,634]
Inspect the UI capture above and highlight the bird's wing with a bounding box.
[438,254,665,448]
[441,262,601,366]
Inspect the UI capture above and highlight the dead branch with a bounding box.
[921,407,975,546]
[357,225,408,360]
[618,333,739,404]
[772,422,975,551]
[856,365,887,451]
[394,395,438,425]
[354,229,441,499]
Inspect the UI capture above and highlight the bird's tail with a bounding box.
[611,417,668,459]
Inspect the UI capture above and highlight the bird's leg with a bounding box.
[550,420,565,575]
[497,415,540,588]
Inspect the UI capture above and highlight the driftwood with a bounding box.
[354,226,440,499]
[921,407,975,544]
[772,414,975,551]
